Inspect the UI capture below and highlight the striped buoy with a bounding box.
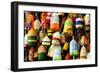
[42,36,51,46]
[52,31,61,45]
[63,18,73,36]
[27,28,37,47]
[75,17,84,28]
[47,29,53,37]
[50,13,59,32]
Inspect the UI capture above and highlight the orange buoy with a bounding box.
[50,13,60,32]
[65,53,71,60]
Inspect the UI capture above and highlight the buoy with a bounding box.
[27,28,37,47]
[80,46,87,59]
[70,36,79,59]
[50,13,59,31]
[84,14,90,26]
[42,36,51,46]
[38,45,46,61]
[65,53,71,60]
[34,19,40,31]
[75,17,84,29]
[53,45,62,61]
[52,31,61,45]
[49,32,62,61]
[48,45,55,58]
[80,36,89,45]
[63,18,73,36]
[63,42,69,51]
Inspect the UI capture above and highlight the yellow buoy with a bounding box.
[63,42,69,51]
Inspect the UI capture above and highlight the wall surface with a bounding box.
[0,0,99,73]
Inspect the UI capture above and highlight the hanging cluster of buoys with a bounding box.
[24,11,90,62]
